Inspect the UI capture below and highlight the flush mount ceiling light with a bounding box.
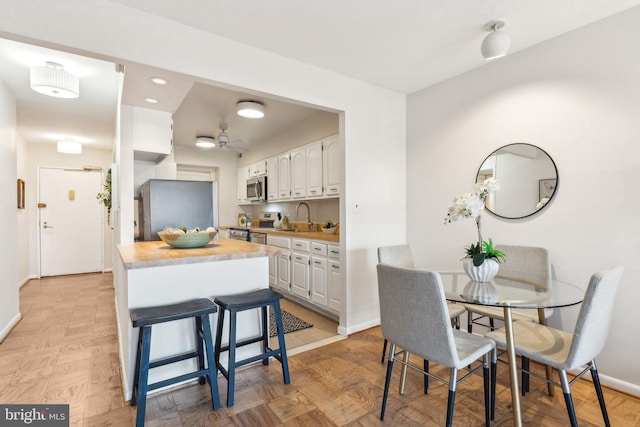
[236,101,265,119]
[144,97,159,104]
[150,77,167,85]
[57,138,82,154]
[481,20,511,60]
[195,136,216,148]
[30,62,79,98]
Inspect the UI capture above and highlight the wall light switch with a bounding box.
[69,190,75,200]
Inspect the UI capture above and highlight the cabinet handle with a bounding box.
[314,261,321,265]
[330,250,339,254]
[295,256,302,260]
[314,248,321,251]
[331,264,339,269]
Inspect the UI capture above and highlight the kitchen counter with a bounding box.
[219,226,340,243]
[117,238,284,269]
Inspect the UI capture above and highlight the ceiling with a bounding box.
[1,1,638,152]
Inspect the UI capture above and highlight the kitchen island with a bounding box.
[114,238,284,400]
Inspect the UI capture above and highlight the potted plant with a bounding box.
[445,178,504,282]
[96,168,112,225]
[321,221,337,234]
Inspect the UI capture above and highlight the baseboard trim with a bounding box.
[591,372,640,397]
[0,312,23,343]
[342,318,380,336]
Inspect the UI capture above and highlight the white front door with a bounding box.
[39,167,103,276]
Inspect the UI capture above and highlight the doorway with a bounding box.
[39,167,103,276]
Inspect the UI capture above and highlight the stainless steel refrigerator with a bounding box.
[140,179,214,241]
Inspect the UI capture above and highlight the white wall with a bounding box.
[0,79,20,341]
[16,133,29,286]
[26,144,114,274]
[0,0,406,334]
[407,7,640,394]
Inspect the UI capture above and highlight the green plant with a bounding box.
[96,168,112,225]
[323,221,336,229]
[465,238,506,266]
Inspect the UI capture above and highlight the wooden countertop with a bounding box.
[118,238,285,269]
[219,226,340,243]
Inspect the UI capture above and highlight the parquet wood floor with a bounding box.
[1,273,639,426]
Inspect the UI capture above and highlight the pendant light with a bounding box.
[30,62,79,98]
[481,21,511,60]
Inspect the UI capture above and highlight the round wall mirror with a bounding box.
[476,143,558,219]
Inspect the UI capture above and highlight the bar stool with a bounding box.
[130,298,220,427]
[214,288,290,407]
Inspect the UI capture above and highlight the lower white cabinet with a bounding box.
[267,235,291,292]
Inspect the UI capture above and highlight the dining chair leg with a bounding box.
[483,354,490,427]
[521,356,530,396]
[423,359,429,394]
[399,351,410,395]
[467,313,473,333]
[381,339,388,364]
[537,308,555,397]
[558,370,578,427]
[380,344,396,421]
[590,361,611,427]
[445,369,458,427]
[490,353,497,421]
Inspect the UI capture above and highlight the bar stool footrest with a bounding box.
[147,369,212,392]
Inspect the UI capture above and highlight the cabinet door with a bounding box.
[277,251,291,291]
[130,106,173,155]
[278,154,291,199]
[323,134,341,197]
[237,166,249,204]
[306,140,323,198]
[266,156,279,201]
[328,259,341,312]
[268,253,277,286]
[311,256,328,306]
[290,147,306,199]
[291,252,310,298]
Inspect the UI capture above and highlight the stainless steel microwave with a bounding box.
[246,176,267,202]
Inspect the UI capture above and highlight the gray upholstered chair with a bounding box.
[486,266,623,427]
[464,245,552,334]
[378,245,466,363]
[377,263,495,426]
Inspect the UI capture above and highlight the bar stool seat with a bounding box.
[214,288,290,407]
[130,298,220,427]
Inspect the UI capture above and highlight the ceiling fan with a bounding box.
[196,122,249,153]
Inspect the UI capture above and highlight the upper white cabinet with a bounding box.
[323,134,341,197]
[266,156,279,201]
[306,140,323,198]
[277,153,291,200]
[237,166,249,204]
[125,105,173,162]
[249,160,267,178]
[290,147,306,199]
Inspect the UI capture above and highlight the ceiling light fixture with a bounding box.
[30,62,79,98]
[195,136,216,148]
[57,138,82,154]
[144,97,158,104]
[236,101,265,119]
[150,77,167,85]
[481,20,511,60]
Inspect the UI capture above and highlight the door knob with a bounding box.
[43,221,54,229]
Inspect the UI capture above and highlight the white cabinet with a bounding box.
[237,166,249,204]
[266,156,279,201]
[323,134,341,197]
[327,244,341,312]
[278,153,291,200]
[310,242,328,306]
[290,147,306,199]
[290,238,310,298]
[267,235,291,291]
[249,160,267,178]
[125,105,173,163]
[306,140,323,198]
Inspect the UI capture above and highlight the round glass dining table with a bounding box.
[436,270,585,427]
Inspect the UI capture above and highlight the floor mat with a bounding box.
[269,307,313,337]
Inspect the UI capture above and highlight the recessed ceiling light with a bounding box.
[150,77,167,85]
[144,98,158,104]
[237,101,265,119]
[57,138,82,154]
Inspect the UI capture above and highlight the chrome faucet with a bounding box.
[296,202,313,231]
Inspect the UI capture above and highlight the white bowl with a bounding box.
[157,230,217,248]
[321,227,337,235]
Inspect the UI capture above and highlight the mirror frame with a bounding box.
[476,143,558,220]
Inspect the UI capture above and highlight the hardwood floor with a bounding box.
[1,273,639,426]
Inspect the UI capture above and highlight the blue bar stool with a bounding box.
[130,298,221,427]
[214,288,290,407]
